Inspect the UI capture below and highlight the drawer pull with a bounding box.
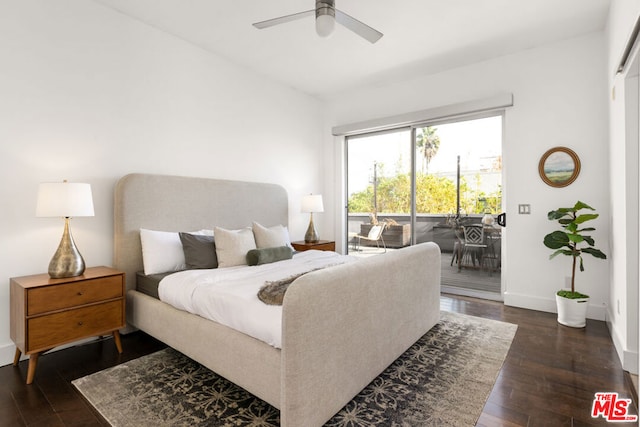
[77,292,83,296]
[78,321,83,326]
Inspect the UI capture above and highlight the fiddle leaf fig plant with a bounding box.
[543,201,606,298]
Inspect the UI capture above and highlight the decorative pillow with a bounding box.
[139,229,186,275]
[179,232,217,269]
[214,227,257,268]
[191,229,214,237]
[252,222,291,249]
[246,246,294,266]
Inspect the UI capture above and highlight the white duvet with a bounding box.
[158,250,356,348]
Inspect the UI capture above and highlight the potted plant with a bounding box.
[543,201,607,327]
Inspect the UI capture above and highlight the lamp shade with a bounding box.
[36,182,94,218]
[301,194,324,213]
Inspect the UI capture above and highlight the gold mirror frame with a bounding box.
[538,147,581,188]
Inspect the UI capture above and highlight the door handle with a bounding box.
[497,213,506,227]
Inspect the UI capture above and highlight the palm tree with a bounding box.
[416,126,441,173]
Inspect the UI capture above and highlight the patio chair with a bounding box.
[460,224,487,270]
[354,222,387,253]
[482,227,501,275]
[451,226,465,267]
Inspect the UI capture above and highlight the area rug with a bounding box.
[72,311,516,426]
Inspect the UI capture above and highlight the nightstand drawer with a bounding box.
[27,300,124,352]
[27,275,123,316]
[307,241,335,251]
[291,240,336,252]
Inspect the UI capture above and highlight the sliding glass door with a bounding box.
[346,114,504,297]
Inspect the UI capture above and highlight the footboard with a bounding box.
[280,242,441,426]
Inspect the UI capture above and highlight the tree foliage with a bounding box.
[348,172,502,215]
[349,126,502,216]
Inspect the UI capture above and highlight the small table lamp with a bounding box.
[36,181,95,278]
[301,194,324,243]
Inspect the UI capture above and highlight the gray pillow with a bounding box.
[246,246,294,266]
[179,232,218,269]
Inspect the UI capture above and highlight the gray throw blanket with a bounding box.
[258,265,335,305]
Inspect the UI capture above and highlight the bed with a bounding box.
[113,173,441,426]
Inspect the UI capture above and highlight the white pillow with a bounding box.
[139,228,186,275]
[252,222,291,249]
[214,226,257,268]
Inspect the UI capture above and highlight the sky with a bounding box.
[347,115,503,195]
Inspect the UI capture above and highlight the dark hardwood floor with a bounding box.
[1,294,636,426]
[442,295,638,427]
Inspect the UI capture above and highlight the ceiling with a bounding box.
[93,0,611,100]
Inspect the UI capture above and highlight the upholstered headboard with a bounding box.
[113,173,289,293]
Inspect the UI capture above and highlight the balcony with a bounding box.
[347,213,501,298]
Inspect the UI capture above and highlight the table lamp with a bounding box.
[36,181,94,278]
[301,194,324,243]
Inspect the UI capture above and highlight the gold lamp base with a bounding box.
[48,218,86,279]
[304,213,319,243]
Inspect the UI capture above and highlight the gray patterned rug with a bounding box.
[73,311,516,426]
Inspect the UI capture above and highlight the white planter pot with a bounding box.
[556,294,589,328]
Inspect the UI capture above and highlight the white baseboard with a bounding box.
[624,349,639,374]
[503,291,606,321]
[0,341,16,368]
[607,312,639,375]
[0,336,117,369]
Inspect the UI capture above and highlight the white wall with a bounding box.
[2,0,631,375]
[0,0,326,366]
[606,0,640,373]
[325,33,611,319]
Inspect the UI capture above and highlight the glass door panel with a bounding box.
[414,116,503,296]
[346,129,412,255]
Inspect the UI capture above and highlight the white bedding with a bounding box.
[158,250,356,348]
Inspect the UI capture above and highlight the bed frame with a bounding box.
[113,173,441,426]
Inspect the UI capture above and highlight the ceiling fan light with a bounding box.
[315,13,335,37]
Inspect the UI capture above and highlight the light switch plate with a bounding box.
[518,204,531,214]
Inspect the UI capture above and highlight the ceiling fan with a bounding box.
[252,0,383,44]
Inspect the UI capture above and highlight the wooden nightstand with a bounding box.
[10,266,125,384]
[291,240,336,252]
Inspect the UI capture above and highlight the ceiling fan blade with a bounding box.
[335,9,383,43]
[253,10,314,29]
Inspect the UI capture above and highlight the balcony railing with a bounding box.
[347,213,486,252]
[347,213,502,297]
